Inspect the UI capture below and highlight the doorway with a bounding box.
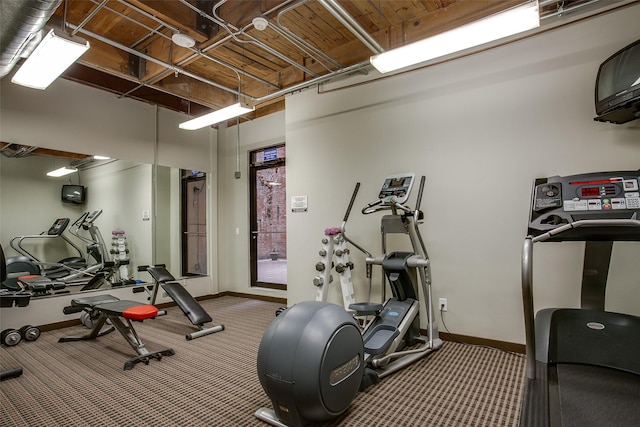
[181,170,207,276]
[249,145,287,289]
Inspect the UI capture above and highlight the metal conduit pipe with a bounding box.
[112,0,276,88]
[0,144,39,158]
[70,0,108,36]
[268,22,339,73]
[275,0,343,71]
[67,16,371,112]
[116,0,180,33]
[318,0,384,55]
[254,60,370,104]
[541,0,601,20]
[65,22,250,100]
[180,0,319,78]
[101,0,278,90]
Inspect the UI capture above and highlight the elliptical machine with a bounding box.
[255,173,443,427]
[7,210,121,293]
[8,217,87,281]
[348,173,443,387]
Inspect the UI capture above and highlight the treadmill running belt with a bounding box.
[556,364,640,427]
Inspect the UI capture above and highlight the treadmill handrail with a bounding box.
[521,218,640,380]
[9,226,84,262]
[531,218,640,243]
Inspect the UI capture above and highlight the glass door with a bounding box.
[181,170,207,276]
[249,145,286,289]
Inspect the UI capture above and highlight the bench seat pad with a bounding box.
[97,300,158,320]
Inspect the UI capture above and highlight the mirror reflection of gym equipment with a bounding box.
[256,173,443,427]
[5,210,132,296]
[0,150,209,300]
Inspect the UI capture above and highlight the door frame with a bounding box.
[249,145,286,289]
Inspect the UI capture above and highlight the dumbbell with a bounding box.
[1,325,41,346]
[1,329,21,346]
[19,325,41,341]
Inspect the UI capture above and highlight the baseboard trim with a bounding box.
[220,291,287,305]
[35,292,524,354]
[438,331,525,354]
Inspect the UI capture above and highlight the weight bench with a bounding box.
[59,294,175,370]
[17,275,68,296]
[139,265,224,340]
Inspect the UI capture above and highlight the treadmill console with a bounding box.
[47,218,70,235]
[528,170,640,240]
[377,173,415,204]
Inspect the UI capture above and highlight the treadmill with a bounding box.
[519,170,640,427]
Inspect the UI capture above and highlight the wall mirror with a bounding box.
[0,143,202,299]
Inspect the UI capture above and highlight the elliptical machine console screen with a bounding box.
[377,173,415,204]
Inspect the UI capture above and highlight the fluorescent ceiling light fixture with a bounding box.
[93,155,111,160]
[46,167,77,177]
[370,1,540,74]
[179,102,255,130]
[11,28,90,90]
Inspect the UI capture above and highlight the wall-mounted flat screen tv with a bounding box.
[594,39,640,124]
[61,184,86,204]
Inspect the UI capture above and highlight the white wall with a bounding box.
[279,6,640,345]
[0,75,216,327]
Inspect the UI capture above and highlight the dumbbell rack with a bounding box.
[313,227,356,312]
[111,230,130,282]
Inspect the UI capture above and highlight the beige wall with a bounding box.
[219,5,640,345]
[284,7,640,344]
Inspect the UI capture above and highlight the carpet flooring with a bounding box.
[0,296,524,426]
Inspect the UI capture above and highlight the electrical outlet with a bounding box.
[439,298,448,312]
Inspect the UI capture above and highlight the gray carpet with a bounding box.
[1,296,524,426]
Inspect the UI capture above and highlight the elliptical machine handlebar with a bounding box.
[414,175,426,217]
[343,182,361,223]
[340,183,373,260]
[71,212,89,228]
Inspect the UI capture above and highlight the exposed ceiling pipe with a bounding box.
[0,0,62,78]
[70,0,108,36]
[64,8,372,111]
[275,0,343,72]
[65,22,248,100]
[101,0,280,90]
[0,143,39,158]
[317,0,385,55]
[184,0,319,78]
[541,0,602,19]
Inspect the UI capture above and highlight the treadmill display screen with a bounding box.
[580,187,600,197]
